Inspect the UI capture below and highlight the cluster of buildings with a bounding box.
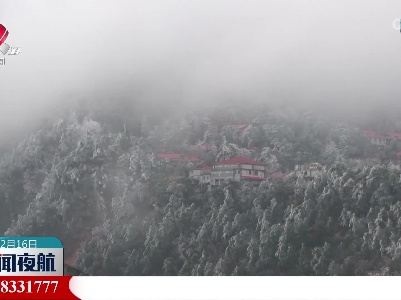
[157,148,273,189]
[189,157,328,189]
[157,150,322,190]
[157,146,324,189]
[153,129,401,190]
[362,130,401,148]
[360,130,401,164]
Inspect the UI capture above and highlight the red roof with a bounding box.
[388,133,401,140]
[182,156,201,163]
[362,130,401,141]
[158,153,182,160]
[362,130,387,139]
[216,156,264,166]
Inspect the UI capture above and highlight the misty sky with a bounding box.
[1,0,401,144]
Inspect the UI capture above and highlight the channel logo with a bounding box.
[0,24,10,54]
[0,23,21,66]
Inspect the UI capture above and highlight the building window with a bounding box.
[249,170,252,175]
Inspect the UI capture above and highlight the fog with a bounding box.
[1,0,401,145]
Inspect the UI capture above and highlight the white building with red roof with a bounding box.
[189,157,267,186]
[211,156,266,186]
[361,130,401,147]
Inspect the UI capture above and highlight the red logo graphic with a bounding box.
[0,24,10,55]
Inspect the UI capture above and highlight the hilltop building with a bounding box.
[190,156,267,187]
[362,130,401,148]
[212,156,266,185]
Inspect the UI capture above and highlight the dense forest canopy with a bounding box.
[1,101,401,276]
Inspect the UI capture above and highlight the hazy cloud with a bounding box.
[1,0,401,144]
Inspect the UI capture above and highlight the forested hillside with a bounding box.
[1,103,401,275]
